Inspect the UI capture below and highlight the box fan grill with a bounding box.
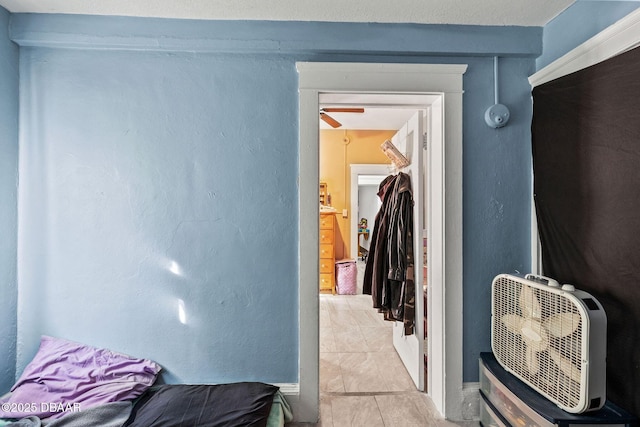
[491,273,607,413]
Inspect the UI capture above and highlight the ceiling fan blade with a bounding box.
[320,112,342,128]
[321,108,365,113]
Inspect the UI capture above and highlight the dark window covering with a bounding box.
[532,45,640,416]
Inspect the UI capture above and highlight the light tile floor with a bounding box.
[287,289,478,426]
[287,260,479,427]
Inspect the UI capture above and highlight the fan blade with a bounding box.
[320,112,342,128]
[519,285,542,319]
[543,313,581,338]
[501,314,524,334]
[547,347,582,383]
[321,108,365,113]
[526,346,540,375]
[520,318,549,352]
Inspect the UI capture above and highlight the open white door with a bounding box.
[391,110,425,391]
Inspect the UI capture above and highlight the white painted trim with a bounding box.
[298,62,467,93]
[272,383,300,394]
[530,7,640,87]
[529,148,542,276]
[297,62,467,422]
[529,7,640,275]
[530,168,542,276]
[296,83,321,423]
[426,94,446,412]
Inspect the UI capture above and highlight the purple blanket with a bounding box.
[0,336,160,420]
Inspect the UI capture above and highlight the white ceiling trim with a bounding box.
[0,0,574,27]
[530,6,640,87]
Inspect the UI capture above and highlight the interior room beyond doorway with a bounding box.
[318,94,427,401]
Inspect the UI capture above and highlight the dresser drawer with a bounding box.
[320,273,333,291]
[479,353,637,427]
[320,230,334,244]
[480,390,511,427]
[320,214,334,230]
[320,258,334,274]
[480,357,552,427]
[320,243,334,259]
[319,212,336,294]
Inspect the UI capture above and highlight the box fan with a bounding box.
[491,273,607,414]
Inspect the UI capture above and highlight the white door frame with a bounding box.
[296,62,467,423]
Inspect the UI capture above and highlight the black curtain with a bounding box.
[532,46,640,416]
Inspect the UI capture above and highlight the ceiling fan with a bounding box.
[319,107,365,128]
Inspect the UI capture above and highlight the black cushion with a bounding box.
[123,382,279,427]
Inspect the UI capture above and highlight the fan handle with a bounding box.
[525,274,560,288]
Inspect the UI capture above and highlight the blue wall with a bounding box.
[538,0,640,69]
[6,4,640,393]
[7,15,539,386]
[462,55,535,380]
[0,6,19,394]
[5,3,640,395]
[16,47,300,384]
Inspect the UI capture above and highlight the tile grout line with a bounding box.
[323,390,426,397]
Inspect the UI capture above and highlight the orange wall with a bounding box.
[319,129,394,259]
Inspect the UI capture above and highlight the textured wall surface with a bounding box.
[10,14,539,387]
[538,1,640,70]
[17,48,300,383]
[0,5,18,393]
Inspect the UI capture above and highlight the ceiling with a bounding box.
[0,0,574,27]
[320,93,438,130]
[0,0,577,130]
[319,107,422,131]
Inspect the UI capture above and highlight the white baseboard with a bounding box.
[272,383,299,394]
[273,382,479,422]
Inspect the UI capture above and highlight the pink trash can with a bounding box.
[335,259,357,295]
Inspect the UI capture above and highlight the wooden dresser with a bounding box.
[319,212,336,294]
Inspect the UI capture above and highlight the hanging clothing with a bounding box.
[362,174,395,303]
[363,172,415,335]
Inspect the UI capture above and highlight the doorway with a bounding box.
[296,62,466,423]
